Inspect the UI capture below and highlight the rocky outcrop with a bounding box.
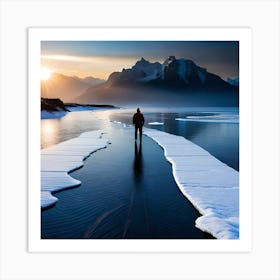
[41,98,69,112]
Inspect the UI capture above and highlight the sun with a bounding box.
[40,67,52,81]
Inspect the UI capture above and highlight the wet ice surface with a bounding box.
[109,108,239,171]
[41,110,67,119]
[41,109,239,239]
[143,128,239,239]
[41,130,108,209]
[41,122,213,239]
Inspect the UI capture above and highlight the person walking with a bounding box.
[132,108,145,141]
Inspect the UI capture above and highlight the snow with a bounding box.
[176,59,188,82]
[41,172,81,191]
[143,127,239,239]
[148,122,164,125]
[111,120,132,128]
[227,77,239,87]
[111,121,122,125]
[131,57,163,82]
[197,68,207,83]
[176,114,239,124]
[41,130,108,209]
[138,71,159,82]
[173,58,207,84]
[41,191,58,209]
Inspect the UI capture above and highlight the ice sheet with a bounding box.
[143,127,239,239]
[41,172,81,193]
[176,114,239,124]
[41,130,108,209]
[111,120,132,128]
[148,122,164,125]
[41,191,58,209]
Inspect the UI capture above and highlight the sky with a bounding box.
[41,41,239,80]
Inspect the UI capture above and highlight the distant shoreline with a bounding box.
[65,103,118,109]
[41,98,119,119]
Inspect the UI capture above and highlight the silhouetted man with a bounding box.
[133,108,145,141]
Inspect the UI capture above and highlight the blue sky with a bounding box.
[41,41,239,80]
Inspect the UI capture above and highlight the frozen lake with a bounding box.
[41,119,213,238]
[110,107,239,171]
[41,107,239,239]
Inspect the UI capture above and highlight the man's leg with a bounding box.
[135,126,137,140]
[139,126,142,141]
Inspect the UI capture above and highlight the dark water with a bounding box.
[41,123,212,239]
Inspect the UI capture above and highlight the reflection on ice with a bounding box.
[133,141,143,181]
[41,119,60,148]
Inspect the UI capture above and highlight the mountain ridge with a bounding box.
[74,56,239,107]
[41,73,105,102]
[106,56,236,90]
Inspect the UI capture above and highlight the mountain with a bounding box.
[41,73,105,103]
[74,57,239,107]
[227,77,239,87]
[107,56,234,90]
[107,57,163,85]
[73,76,105,86]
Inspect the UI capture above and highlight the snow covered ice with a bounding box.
[41,130,108,209]
[143,127,239,239]
[148,122,164,125]
[176,113,239,124]
[40,118,239,239]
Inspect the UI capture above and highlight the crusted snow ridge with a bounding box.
[148,122,164,125]
[143,128,239,239]
[41,130,108,209]
[176,113,239,124]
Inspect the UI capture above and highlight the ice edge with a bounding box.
[41,130,108,209]
[143,127,239,239]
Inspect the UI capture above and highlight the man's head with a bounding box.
[137,108,140,113]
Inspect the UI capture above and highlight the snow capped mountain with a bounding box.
[75,56,239,107]
[163,56,207,85]
[133,57,164,81]
[108,56,229,89]
[108,57,163,85]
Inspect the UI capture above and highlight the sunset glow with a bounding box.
[40,67,52,81]
[41,41,239,80]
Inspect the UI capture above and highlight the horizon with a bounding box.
[41,41,239,80]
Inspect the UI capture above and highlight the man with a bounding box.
[132,108,145,141]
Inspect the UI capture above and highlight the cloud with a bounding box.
[41,54,139,79]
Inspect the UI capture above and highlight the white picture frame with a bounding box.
[29,27,252,253]
[1,1,279,279]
